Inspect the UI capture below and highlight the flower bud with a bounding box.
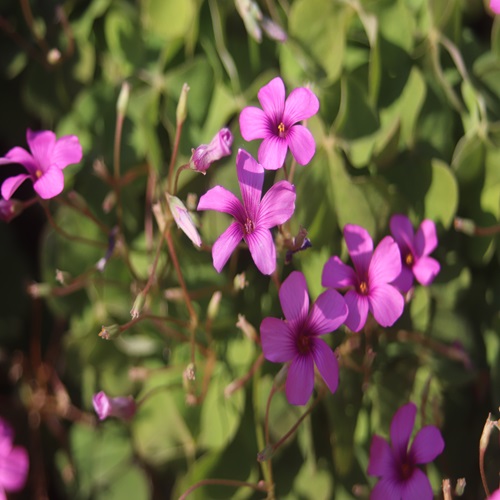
[233,272,248,291]
[47,48,62,65]
[207,291,222,320]
[260,17,287,43]
[55,269,71,285]
[257,444,274,462]
[117,81,131,116]
[0,198,24,223]
[98,324,121,340]
[454,217,476,236]
[235,0,263,42]
[166,193,202,247]
[27,282,52,298]
[189,128,233,174]
[130,292,145,319]
[92,391,136,421]
[176,83,190,125]
[236,314,258,343]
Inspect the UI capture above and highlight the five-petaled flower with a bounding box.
[92,391,137,421]
[0,417,29,499]
[368,402,444,500]
[389,215,440,293]
[197,148,296,275]
[0,129,82,200]
[190,128,233,174]
[322,224,404,332]
[239,77,319,170]
[260,271,347,405]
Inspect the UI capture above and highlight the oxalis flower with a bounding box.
[239,77,319,170]
[368,402,444,500]
[92,391,137,421]
[189,128,233,174]
[0,129,82,200]
[322,224,404,332]
[389,215,440,293]
[197,148,296,275]
[260,271,347,405]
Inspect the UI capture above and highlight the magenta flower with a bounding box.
[239,77,319,170]
[491,0,500,14]
[0,198,23,223]
[0,418,29,498]
[368,402,444,500]
[389,215,440,293]
[92,391,137,421]
[322,224,404,332]
[197,148,296,275]
[260,271,347,405]
[0,129,82,200]
[190,128,233,174]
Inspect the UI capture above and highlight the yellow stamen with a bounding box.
[35,169,42,179]
[359,281,368,295]
[277,122,286,137]
[405,253,413,266]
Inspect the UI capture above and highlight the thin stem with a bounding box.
[57,194,109,233]
[141,232,165,298]
[145,167,156,252]
[178,478,266,500]
[174,163,190,196]
[288,158,297,184]
[167,125,184,193]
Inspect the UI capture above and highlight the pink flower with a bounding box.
[490,490,500,500]
[322,224,404,332]
[260,271,347,405]
[491,0,500,14]
[197,149,296,275]
[0,198,23,223]
[239,77,319,170]
[368,402,444,500]
[0,418,29,498]
[166,194,202,247]
[389,215,440,293]
[0,129,82,200]
[190,128,233,174]
[92,391,137,421]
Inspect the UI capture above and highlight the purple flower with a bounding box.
[260,271,347,405]
[92,391,137,421]
[322,224,404,332]
[239,77,319,170]
[491,0,500,14]
[389,215,440,293]
[490,490,500,500]
[0,418,29,498]
[190,128,233,174]
[0,129,82,200]
[368,402,444,500]
[197,148,296,275]
[0,198,23,223]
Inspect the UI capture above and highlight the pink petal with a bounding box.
[389,214,415,255]
[369,236,402,286]
[245,226,276,275]
[371,478,404,500]
[0,446,29,491]
[391,266,414,293]
[0,146,38,174]
[258,136,288,170]
[307,289,347,335]
[257,77,285,124]
[52,135,83,169]
[367,435,394,477]
[239,106,270,141]
[212,221,243,272]
[93,391,112,419]
[260,317,297,363]
[414,219,438,257]
[401,468,434,500]
[236,149,264,220]
[311,338,339,394]
[412,256,440,286]
[410,426,444,464]
[390,402,416,461]
[344,290,369,332]
[321,256,357,289]
[492,0,500,14]
[368,284,404,328]
[286,125,316,166]
[27,129,56,171]
[283,87,320,124]
[197,186,245,221]
[286,355,314,405]
[257,180,296,229]
[33,166,64,199]
[344,224,373,277]
[279,271,309,323]
[1,174,31,200]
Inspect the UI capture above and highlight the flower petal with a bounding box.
[414,219,438,257]
[389,214,415,255]
[236,149,264,219]
[27,129,56,172]
[279,271,309,323]
[283,87,320,124]
[371,478,403,500]
[368,284,404,327]
[197,185,245,221]
[239,106,271,141]
[286,355,314,405]
[33,166,65,199]
[0,146,38,174]
[212,221,243,272]
[286,125,316,165]
[307,289,347,335]
[391,265,414,293]
[390,402,416,461]
[401,468,434,500]
[245,226,276,275]
[52,135,83,169]
[1,174,31,200]
[257,180,296,228]
[344,290,369,332]
[258,135,288,170]
[410,425,444,464]
[321,256,357,289]
[257,76,285,125]
[369,236,402,286]
[311,338,339,394]
[412,256,440,286]
[344,224,373,277]
[0,446,29,491]
[260,317,297,363]
[367,434,394,477]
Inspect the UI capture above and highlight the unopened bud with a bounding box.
[233,273,248,291]
[47,48,61,65]
[93,158,110,180]
[235,0,263,42]
[260,16,287,43]
[0,198,24,223]
[55,269,71,285]
[164,287,184,302]
[236,314,258,343]
[166,193,202,247]
[98,324,121,340]
[454,217,476,236]
[257,444,274,462]
[480,413,494,451]
[130,292,145,319]
[189,128,233,174]
[117,81,131,116]
[93,391,136,421]
[176,83,190,125]
[186,193,198,211]
[27,282,52,298]
[207,291,222,320]
[454,478,466,496]
[102,191,116,214]
[184,363,196,381]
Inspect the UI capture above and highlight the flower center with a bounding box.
[358,280,369,295]
[405,252,414,267]
[35,169,42,179]
[243,217,255,235]
[296,333,311,355]
[399,460,413,480]
[277,122,286,138]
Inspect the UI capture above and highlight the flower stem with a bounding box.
[178,478,267,500]
[173,163,190,196]
[167,124,184,194]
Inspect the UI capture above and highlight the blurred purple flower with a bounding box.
[197,148,295,275]
[389,215,440,293]
[0,418,29,498]
[260,271,347,405]
[368,402,444,500]
[239,77,319,170]
[0,129,82,200]
[92,391,136,421]
[491,0,500,14]
[190,128,233,174]
[0,198,23,223]
[490,489,500,500]
[322,224,404,332]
